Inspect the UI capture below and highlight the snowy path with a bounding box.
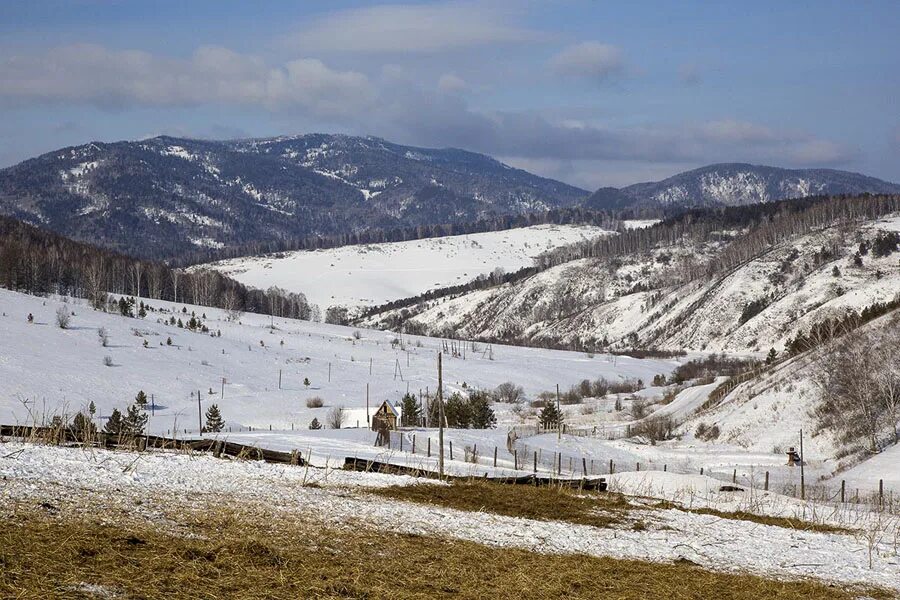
[2,441,898,593]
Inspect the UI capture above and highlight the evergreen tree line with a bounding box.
[0,215,313,319]
[172,207,623,267]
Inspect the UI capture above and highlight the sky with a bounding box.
[1,0,898,190]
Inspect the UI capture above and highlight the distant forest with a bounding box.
[361,194,900,323]
[173,207,623,267]
[0,216,313,319]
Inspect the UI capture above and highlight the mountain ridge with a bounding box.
[0,133,589,259]
[585,162,900,211]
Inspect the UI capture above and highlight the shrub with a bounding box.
[631,415,675,442]
[494,382,523,403]
[695,422,721,441]
[305,397,324,409]
[630,397,647,419]
[326,406,346,429]
[55,306,71,329]
[103,356,114,367]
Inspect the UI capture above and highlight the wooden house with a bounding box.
[371,401,400,431]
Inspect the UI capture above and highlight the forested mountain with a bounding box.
[0,134,588,260]
[585,163,900,211]
[361,194,900,354]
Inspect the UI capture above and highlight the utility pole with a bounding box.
[799,428,806,501]
[556,383,561,441]
[438,351,445,479]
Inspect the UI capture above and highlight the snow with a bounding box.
[2,440,898,592]
[0,287,677,441]
[839,443,900,494]
[204,225,613,309]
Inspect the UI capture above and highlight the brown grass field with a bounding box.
[1,498,890,600]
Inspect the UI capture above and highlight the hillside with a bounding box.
[0,134,588,259]
[361,198,900,354]
[585,163,900,211]
[203,224,612,310]
[0,287,675,437]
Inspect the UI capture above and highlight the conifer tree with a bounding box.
[122,403,148,435]
[309,417,322,430]
[468,390,497,429]
[400,393,422,427]
[539,402,562,430]
[135,390,148,408]
[104,408,123,435]
[204,404,224,433]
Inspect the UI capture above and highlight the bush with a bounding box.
[494,382,523,403]
[630,397,647,419]
[631,415,675,442]
[695,422,721,441]
[55,306,71,329]
[326,406,346,429]
[103,356,114,367]
[306,397,324,409]
[609,378,643,394]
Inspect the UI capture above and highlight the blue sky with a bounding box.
[1,0,898,189]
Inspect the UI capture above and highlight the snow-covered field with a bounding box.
[202,224,611,308]
[2,440,898,593]
[0,287,675,437]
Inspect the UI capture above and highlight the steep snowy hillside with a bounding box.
[203,224,612,309]
[585,163,900,211]
[363,210,900,354]
[0,288,677,436]
[0,134,588,259]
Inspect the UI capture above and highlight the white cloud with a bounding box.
[437,73,468,94]
[286,2,543,53]
[550,42,624,82]
[0,44,375,117]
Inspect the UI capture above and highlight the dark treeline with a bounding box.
[172,207,623,267]
[0,215,313,319]
[360,194,900,321]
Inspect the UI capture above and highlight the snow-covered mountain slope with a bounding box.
[0,134,588,259]
[0,288,678,436]
[362,213,900,354]
[676,309,900,488]
[203,224,612,309]
[585,163,900,211]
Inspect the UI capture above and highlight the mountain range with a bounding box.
[585,163,900,211]
[1,133,898,260]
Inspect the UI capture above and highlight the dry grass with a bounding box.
[373,480,636,529]
[1,507,888,600]
[689,507,851,534]
[376,481,851,535]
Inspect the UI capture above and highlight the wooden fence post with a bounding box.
[514,449,518,470]
[609,459,614,474]
[732,469,737,484]
[493,446,498,468]
[412,435,416,454]
[840,479,845,503]
[449,441,453,461]
[533,450,537,474]
[764,471,769,492]
[582,457,587,476]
